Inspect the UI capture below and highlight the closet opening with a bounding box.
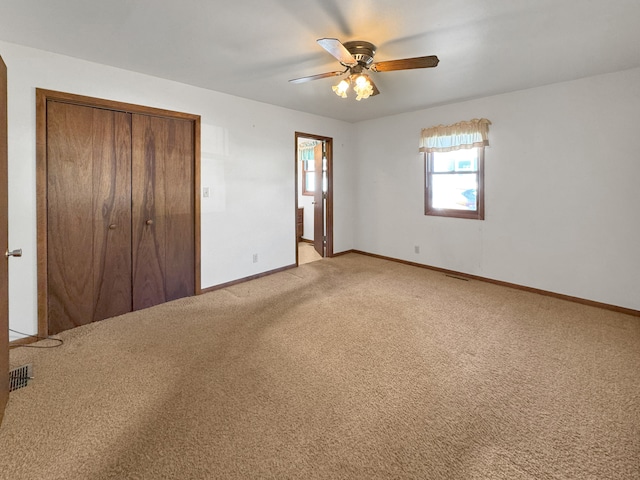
[36,89,201,336]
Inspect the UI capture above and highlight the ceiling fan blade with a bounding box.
[371,55,439,72]
[289,70,346,84]
[317,38,357,66]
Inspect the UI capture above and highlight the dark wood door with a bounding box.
[131,114,194,310]
[0,56,9,426]
[47,102,132,335]
[313,142,324,257]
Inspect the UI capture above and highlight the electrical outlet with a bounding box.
[202,187,210,198]
[252,253,258,263]
[414,245,420,254]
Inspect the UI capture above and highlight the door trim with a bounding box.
[294,132,333,264]
[0,55,8,426]
[36,89,202,337]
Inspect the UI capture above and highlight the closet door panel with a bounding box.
[92,110,133,322]
[47,102,95,334]
[132,114,167,310]
[47,103,132,334]
[164,118,194,301]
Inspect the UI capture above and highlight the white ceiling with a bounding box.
[1,0,639,123]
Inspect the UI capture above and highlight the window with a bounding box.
[302,157,315,195]
[420,118,490,220]
[426,147,484,219]
[299,141,322,196]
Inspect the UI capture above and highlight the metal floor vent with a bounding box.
[9,364,33,392]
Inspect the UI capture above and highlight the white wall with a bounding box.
[0,41,356,339]
[353,67,640,310]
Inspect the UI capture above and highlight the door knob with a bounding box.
[145,219,154,225]
[109,224,117,230]
[5,248,22,258]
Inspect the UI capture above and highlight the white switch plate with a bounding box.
[202,187,210,198]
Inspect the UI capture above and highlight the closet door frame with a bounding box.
[36,89,201,338]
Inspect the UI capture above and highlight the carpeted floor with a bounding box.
[1,253,639,479]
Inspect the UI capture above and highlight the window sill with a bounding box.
[424,208,484,220]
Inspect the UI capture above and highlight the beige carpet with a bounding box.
[1,253,639,479]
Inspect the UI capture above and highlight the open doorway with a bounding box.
[295,132,333,265]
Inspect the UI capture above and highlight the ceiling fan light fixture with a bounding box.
[353,74,374,101]
[332,78,350,98]
[291,38,439,101]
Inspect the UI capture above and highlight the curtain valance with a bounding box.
[298,141,320,161]
[419,118,491,153]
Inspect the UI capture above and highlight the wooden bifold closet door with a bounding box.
[46,100,195,335]
[47,102,132,333]
[131,114,194,310]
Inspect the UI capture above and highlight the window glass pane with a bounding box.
[455,157,477,171]
[433,150,477,172]
[305,172,315,192]
[431,174,477,211]
[304,159,314,172]
[432,156,454,172]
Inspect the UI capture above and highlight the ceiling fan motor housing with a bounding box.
[342,41,376,67]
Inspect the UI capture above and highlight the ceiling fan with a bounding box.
[289,38,439,100]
